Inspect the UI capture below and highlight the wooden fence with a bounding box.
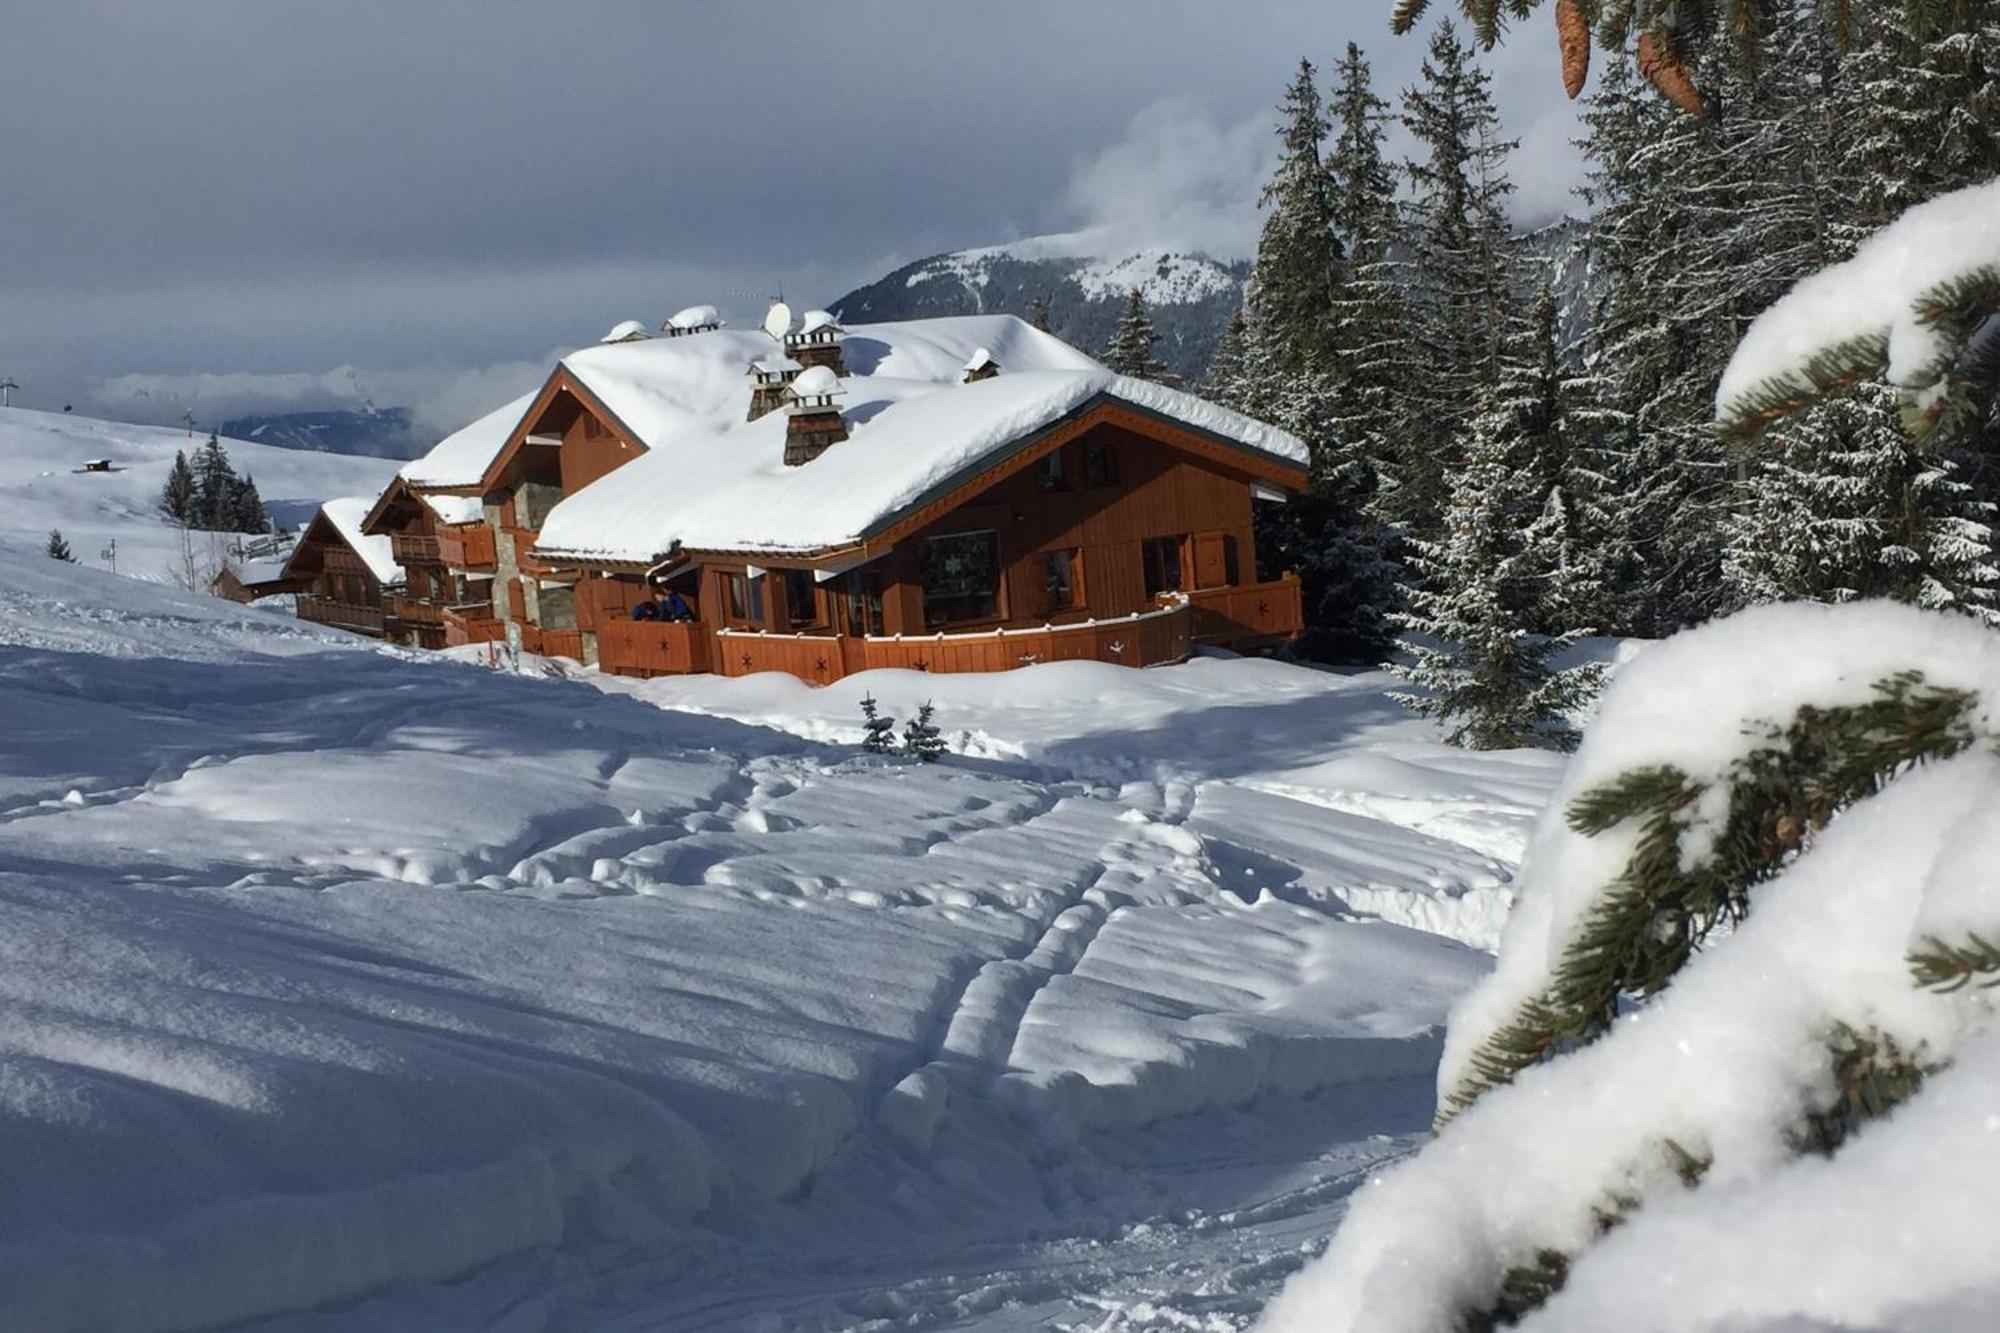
[595,619,712,676]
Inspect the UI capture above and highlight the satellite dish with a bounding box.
[762,300,794,342]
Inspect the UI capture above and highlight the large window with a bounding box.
[780,568,822,629]
[724,572,765,626]
[1142,535,1185,599]
[843,572,886,637]
[1042,549,1079,612]
[922,530,1002,626]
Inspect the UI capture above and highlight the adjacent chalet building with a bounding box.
[357,313,1307,681]
[282,496,403,638]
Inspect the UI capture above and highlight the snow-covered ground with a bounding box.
[0,406,399,586]
[0,533,1563,1331]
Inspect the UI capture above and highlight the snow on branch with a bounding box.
[1716,178,2000,440]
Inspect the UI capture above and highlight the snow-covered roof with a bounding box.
[750,357,803,378]
[534,314,1306,564]
[788,365,844,399]
[421,492,485,526]
[399,391,537,489]
[797,310,841,336]
[601,319,650,344]
[318,495,404,585]
[666,304,721,331]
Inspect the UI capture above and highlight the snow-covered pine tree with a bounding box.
[45,529,74,563]
[162,449,197,525]
[1027,293,1054,334]
[1199,307,1253,411]
[1246,57,1345,381]
[1726,384,2000,618]
[858,694,898,754]
[1390,339,1604,751]
[1323,42,1409,519]
[1386,21,1517,537]
[901,701,946,762]
[1102,289,1168,380]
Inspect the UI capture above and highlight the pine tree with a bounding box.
[191,432,236,530]
[901,701,946,761]
[1246,57,1345,379]
[45,529,74,563]
[859,694,898,754]
[1201,308,1254,410]
[1386,21,1518,536]
[225,473,269,534]
[1323,42,1408,506]
[1392,298,1608,748]
[1103,289,1168,379]
[1028,293,1054,334]
[162,449,197,524]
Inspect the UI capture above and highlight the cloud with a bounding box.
[1057,99,1275,260]
[92,359,556,441]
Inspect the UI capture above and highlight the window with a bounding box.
[1042,549,1078,612]
[843,572,885,637]
[1086,440,1117,487]
[921,530,1002,626]
[1142,535,1185,598]
[1035,449,1065,491]
[724,572,765,626]
[781,568,822,629]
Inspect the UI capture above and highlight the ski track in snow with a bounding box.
[0,538,1566,1332]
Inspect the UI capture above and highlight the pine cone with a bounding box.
[1557,0,1591,99]
[1637,29,1705,116]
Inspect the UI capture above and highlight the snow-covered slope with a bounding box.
[0,407,400,585]
[0,539,1563,1331]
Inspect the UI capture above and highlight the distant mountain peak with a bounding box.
[834,233,1248,382]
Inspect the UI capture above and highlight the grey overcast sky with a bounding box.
[0,1,1584,436]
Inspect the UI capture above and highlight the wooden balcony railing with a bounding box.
[390,533,440,565]
[595,618,713,677]
[518,625,585,661]
[298,596,386,634]
[440,601,504,647]
[388,596,444,626]
[436,524,497,571]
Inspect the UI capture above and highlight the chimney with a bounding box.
[601,319,651,344]
[662,303,722,337]
[962,347,1000,383]
[783,365,848,465]
[784,310,848,377]
[746,357,802,422]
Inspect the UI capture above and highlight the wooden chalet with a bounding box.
[361,313,1307,683]
[283,496,403,638]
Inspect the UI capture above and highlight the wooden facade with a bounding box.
[283,512,394,639]
[362,358,1309,683]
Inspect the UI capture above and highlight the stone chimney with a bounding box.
[784,310,848,376]
[747,357,802,422]
[783,365,848,465]
[962,347,1000,383]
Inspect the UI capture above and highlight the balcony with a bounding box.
[298,596,386,635]
[388,596,444,627]
[390,533,440,565]
[436,523,497,571]
[595,618,713,677]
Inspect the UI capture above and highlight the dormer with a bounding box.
[962,347,1000,383]
[784,310,847,376]
[663,304,722,337]
[747,356,803,422]
[783,364,848,466]
[601,319,650,344]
